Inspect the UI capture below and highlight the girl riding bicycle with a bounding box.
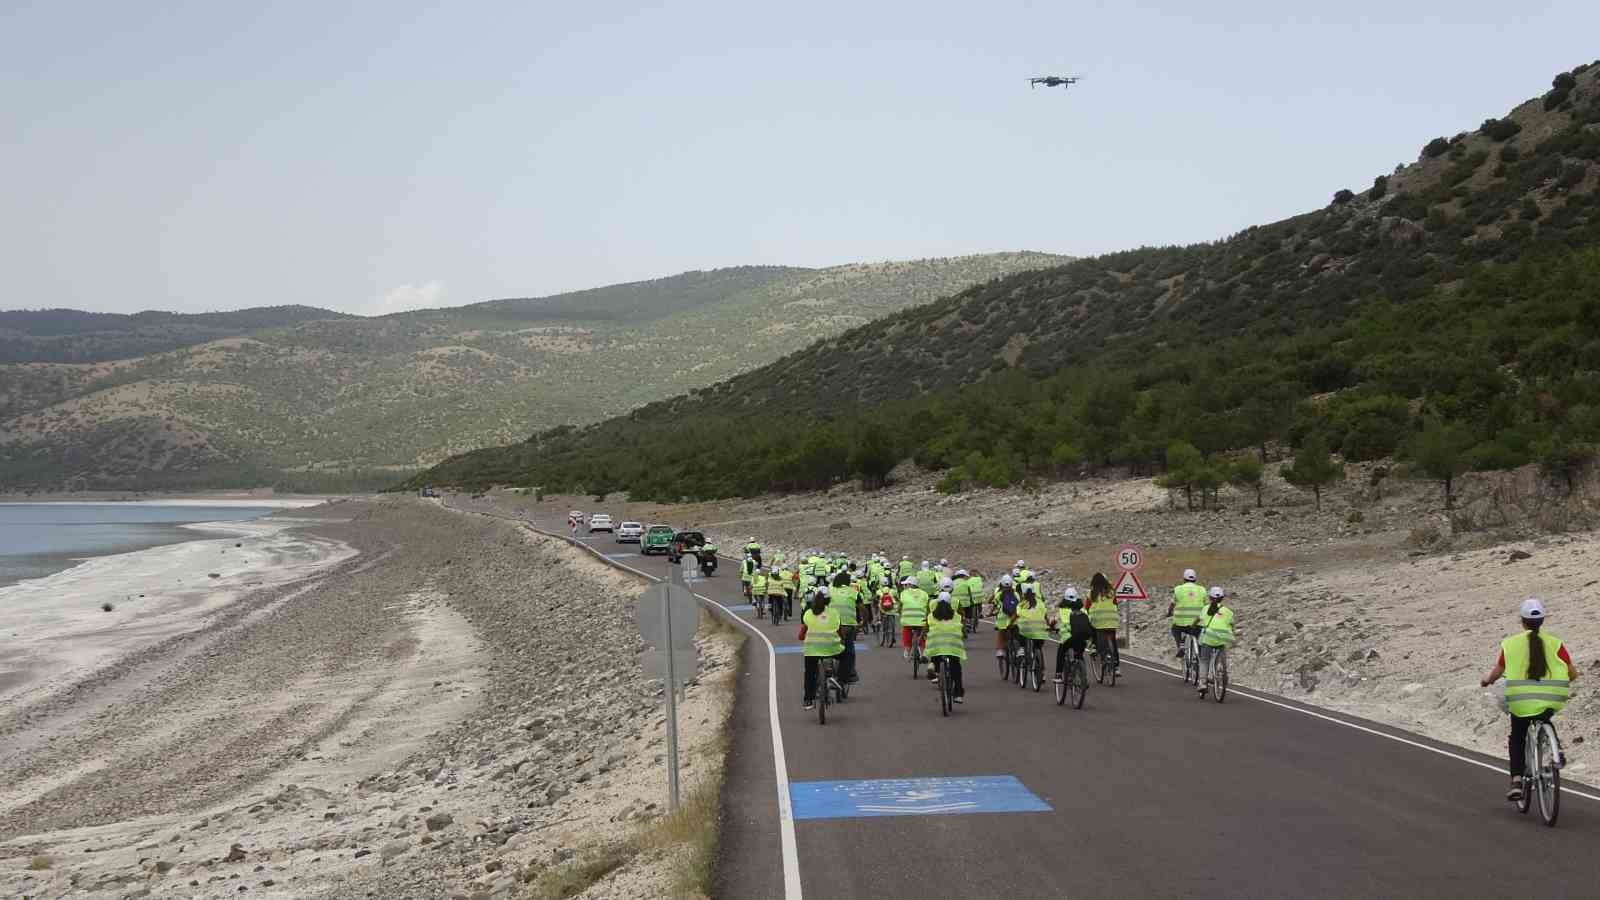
[925,594,966,703]
[1051,588,1096,681]
[1480,598,1580,801]
[1014,584,1049,676]
[799,590,843,711]
[1197,586,1233,696]
[1085,572,1121,674]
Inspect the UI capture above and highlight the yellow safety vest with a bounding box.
[1502,631,1571,717]
[1200,606,1235,647]
[828,584,858,627]
[899,588,930,627]
[1172,582,1208,626]
[1087,595,1121,631]
[1016,602,1048,639]
[926,617,967,661]
[803,609,843,657]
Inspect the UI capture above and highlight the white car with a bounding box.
[615,521,643,543]
[588,513,614,533]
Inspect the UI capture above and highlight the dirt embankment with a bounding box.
[534,460,1598,782]
[0,499,739,899]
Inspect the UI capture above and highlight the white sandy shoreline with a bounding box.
[0,515,357,710]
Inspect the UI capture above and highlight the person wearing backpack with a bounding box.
[1051,588,1098,680]
[992,575,1020,660]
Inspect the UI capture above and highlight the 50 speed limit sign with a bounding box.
[1116,544,1144,572]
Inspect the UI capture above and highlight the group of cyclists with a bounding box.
[729,537,1580,803]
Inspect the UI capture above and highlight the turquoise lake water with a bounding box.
[0,504,279,587]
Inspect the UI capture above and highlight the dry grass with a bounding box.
[524,845,633,900]
[27,855,52,870]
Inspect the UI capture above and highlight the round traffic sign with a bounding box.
[1115,544,1143,572]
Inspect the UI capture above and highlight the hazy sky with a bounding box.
[4,1,1597,316]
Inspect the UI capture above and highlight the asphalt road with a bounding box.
[492,504,1600,899]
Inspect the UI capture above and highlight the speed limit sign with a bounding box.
[1116,544,1143,572]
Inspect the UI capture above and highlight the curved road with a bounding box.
[463,499,1599,899]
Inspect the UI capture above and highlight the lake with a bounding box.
[0,503,281,587]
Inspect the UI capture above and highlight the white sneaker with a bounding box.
[902,649,910,660]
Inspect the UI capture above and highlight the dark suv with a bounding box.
[668,531,706,563]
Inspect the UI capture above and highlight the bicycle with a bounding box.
[754,593,767,619]
[1183,630,1201,686]
[1514,711,1563,826]
[769,594,787,627]
[878,612,897,647]
[1091,633,1120,687]
[1023,640,1044,692]
[1199,646,1228,703]
[1006,632,1029,688]
[935,657,955,716]
[817,656,847,725]
[1053,638,1090,708]
[906,626,926,679]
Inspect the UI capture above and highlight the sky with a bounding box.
[3,1,1598,316]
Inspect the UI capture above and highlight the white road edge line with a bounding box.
[991,616,1600,804]
[524,526,804,899]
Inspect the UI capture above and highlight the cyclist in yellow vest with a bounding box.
[799,591,843,711]
[740,554,756,600]
[926,594,967,703]
[1170,568,1209,659]
[1196,586,1234,695]
[1480,598,1580,801]
[766,566,790,622]
[827,572,860,685]
[1014,584,1049,678]
[992,575,1019,659]
[750,567,770,617]
[915,561,939,597]
[897,575,930,661]
[898,555,915,581]
[1085,572,1122,674]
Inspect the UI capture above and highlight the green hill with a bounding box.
[414,61,1600,501]
[0,254,1065,491]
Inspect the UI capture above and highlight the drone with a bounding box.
[1029,75,1080,89]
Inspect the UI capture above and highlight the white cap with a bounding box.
[1062,587,1079,601]
[769,566,779,574]
[1022,583,1037,595]
[1520,598,1547,620]
[921,560,930,568]
[1184,568,1197,582]
[1000,574,1013,586]
[939,558,948,566]
[901,576,916,586]
[1016,559,1026,567]
[902,555,910,560]
[955,568,968,577]
[936,591,952,605]
[1209,586,1225,600]
[940,577,954,589]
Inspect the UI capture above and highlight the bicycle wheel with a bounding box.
[1072,658,1089,709]
[817,666,829,726]
[1535,723,1561,826]
[1030,647,1043,692]
[998,645,1010,680]
[1090,648,1104,685]
[1213,650,1228,703]
[1054,666,1067,705]
[1184,638,1199,685]
[938,660,952,717]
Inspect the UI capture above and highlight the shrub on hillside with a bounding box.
[1370,175,1389,199]
[1332,188,1356,205]
[1422,137,1451,159]
[1480,117,1523,141]
[1500,143,1521,163]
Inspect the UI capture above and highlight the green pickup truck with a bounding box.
[641,524,676,556]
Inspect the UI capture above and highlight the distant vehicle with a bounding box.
[588,514,614,533]
[615,521,644,543]
[418,486,438,498]
[1029,75,1080,89]
[668,530,705,564]
[641,524,675,556]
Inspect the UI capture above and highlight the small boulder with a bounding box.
[424,812,453,832]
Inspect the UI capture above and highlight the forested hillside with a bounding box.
[0,254,1061,490]
[415,62,1600,501]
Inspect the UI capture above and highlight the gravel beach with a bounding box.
[0,498,739,899]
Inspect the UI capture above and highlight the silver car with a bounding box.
[614,520,643,543]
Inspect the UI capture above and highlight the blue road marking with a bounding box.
[789,776,1051,820]
[775,642,870,654]
[726,604,756,612]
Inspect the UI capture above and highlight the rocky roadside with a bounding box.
[0,498,740,899]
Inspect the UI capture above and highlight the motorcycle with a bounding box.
[694,542,719,575]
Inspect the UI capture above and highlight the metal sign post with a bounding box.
[640,570,697,813]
